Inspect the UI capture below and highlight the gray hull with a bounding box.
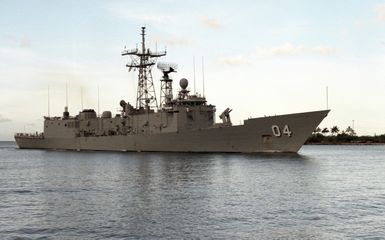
[15,110,329,153]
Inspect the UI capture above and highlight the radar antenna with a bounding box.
[122,27,166,110]
[157,62,177,107]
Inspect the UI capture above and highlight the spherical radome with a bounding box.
[179,78,188,89]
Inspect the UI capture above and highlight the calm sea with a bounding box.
[0,141,384,239]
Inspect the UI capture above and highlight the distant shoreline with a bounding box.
[306,133,385,145]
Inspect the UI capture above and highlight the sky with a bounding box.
[1,0,385,140]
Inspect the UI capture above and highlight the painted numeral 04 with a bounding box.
[271,125,292,137]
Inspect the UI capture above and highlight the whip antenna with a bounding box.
[97,85,100,117]
[81,87,83,110]
[202,56,205,97]
[326,86,329,110]
[48,85,50,117]
[66,82,68,108]
[193,56,196,94]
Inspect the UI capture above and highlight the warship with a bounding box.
[15,27,329,153]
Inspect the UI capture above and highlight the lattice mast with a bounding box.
[122,27,166,110]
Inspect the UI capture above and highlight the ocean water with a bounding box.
[0,142,384,239]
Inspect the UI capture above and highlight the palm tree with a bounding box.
[322,127,329,135]
[331,126,339,136]
[345,126,356,136]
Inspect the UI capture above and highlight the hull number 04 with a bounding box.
[272,125,292,137]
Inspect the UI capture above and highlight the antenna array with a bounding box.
[157,62,177,107]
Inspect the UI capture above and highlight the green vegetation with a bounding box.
[306,126,385,145]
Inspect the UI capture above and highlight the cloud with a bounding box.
[201,16,221,29]
[152,36,192,46]
[1,35,31,48]
[375,3,385,22]
[312,45,339,55]
[255,43,339,57]
[0,114,11,123]
[164,37,192,46]
[218,55,248,65]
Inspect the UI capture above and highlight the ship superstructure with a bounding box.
[14,27,329,153]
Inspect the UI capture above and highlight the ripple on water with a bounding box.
[0,144,385,239]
